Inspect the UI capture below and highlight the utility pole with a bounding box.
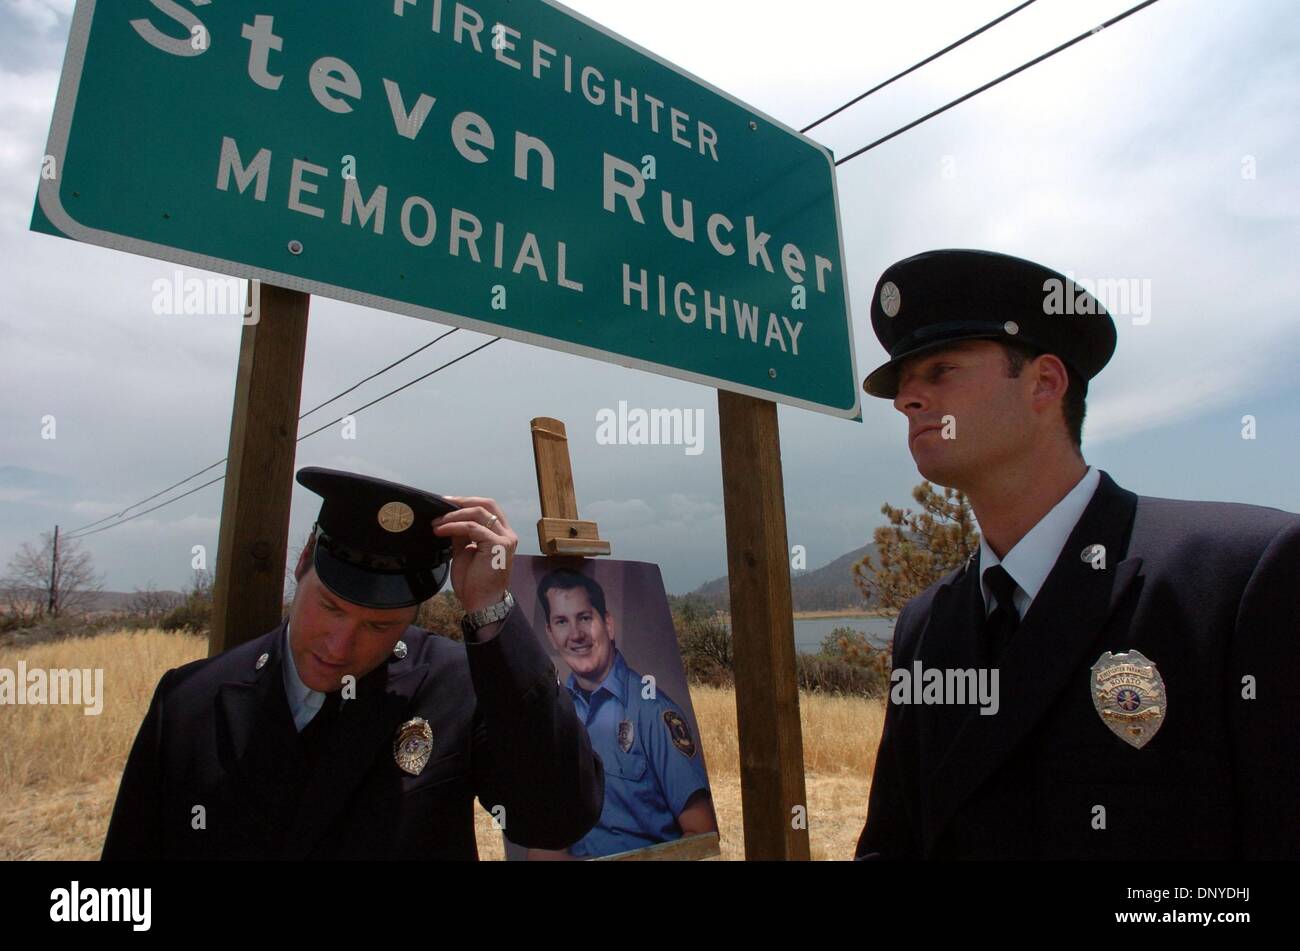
[48,524,59,618]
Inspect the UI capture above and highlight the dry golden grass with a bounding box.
[1,631,883,861]
[684,684,884,860]
[0,629,207,860]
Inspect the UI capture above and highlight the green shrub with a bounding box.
[796,652,890,698]
[675,616,893,698]
[677,615,733,686]
[160,594,211,634]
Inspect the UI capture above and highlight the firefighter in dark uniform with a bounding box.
[856,249,1300,859]
[102,467,604,859]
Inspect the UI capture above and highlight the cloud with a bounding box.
[586,498,656,529]
[5,0,73,34]
[0,464,72,502]
[0,67,60,225]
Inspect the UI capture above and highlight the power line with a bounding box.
[297,327,459,419]
[65,332,494,539]
[834,0,1163,166]
[295,337,499,442]
[64,457,228,537]
[800,0,1041,134]
[67,327,462,535]
[68,475,227,540]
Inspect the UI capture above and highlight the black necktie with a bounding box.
[982,565,1020,663]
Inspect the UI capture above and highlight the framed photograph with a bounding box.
[504,555,717,860]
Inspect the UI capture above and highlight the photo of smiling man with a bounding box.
[513,560,716,860]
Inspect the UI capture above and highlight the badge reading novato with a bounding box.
[1090,649,1166,749]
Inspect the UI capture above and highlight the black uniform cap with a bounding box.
[862,249,1117,399]
[296,467,459,610]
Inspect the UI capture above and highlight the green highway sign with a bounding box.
[35,0,859,417]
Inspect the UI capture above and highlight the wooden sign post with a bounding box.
[718,391,811,861]
[208,283,310,656]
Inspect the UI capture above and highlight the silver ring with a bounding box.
[484,514,500,530]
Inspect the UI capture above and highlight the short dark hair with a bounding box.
[1000,341,1086,449]
[537,569,608,623]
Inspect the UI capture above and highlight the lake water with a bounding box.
[792,615,895,654]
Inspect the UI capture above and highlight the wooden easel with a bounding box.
[529,417,611,557]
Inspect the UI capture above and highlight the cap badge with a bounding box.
[880,281,901,318]
[393,717,434,775]
[1091,649,1166,749]
[377,500,415,533]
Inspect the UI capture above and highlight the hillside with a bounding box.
[689,544,879,612]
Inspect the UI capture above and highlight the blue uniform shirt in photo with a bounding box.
[565,650,710,858]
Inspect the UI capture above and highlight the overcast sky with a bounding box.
[2,0,1298,599]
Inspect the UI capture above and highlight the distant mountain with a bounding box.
[688,544,880,612]
[1,587,184,614]
[84,590,185,612]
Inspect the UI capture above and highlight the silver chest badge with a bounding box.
[393,717,433,775]
[617,720,634,753]
[1091,649,1166,749]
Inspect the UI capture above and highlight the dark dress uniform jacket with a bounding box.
[858,470,1300,860]
[102,606,604,859]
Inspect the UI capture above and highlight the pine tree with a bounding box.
[852,481,980,617]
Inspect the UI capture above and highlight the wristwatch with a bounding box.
[461,590,515,640]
